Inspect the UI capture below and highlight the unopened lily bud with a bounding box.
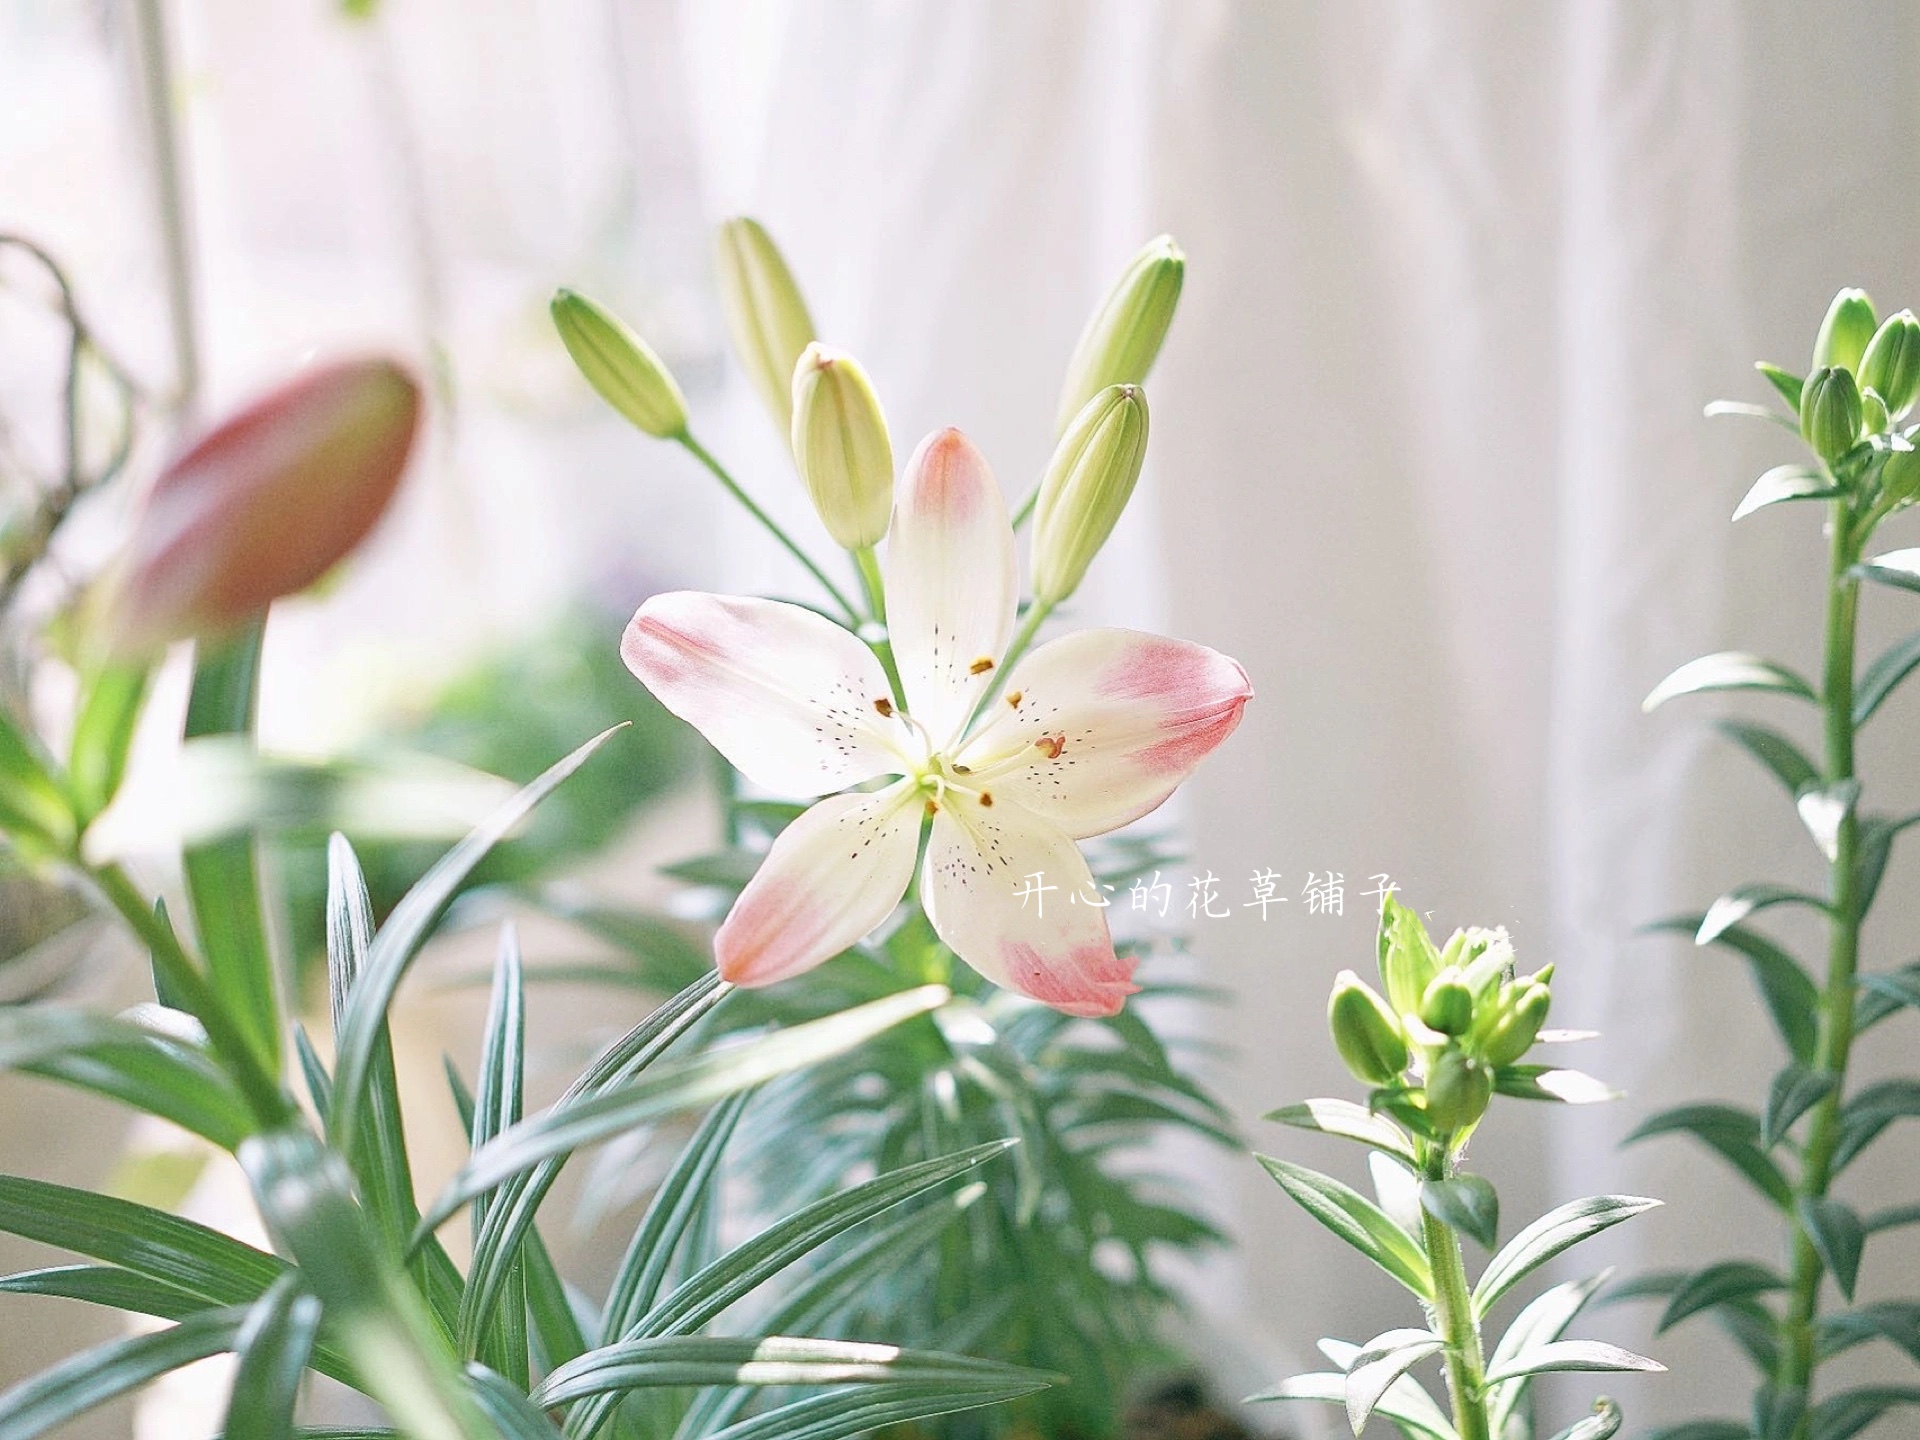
[1420,970,1475,1037]
[107,358,420,655]
[551,289,688,439]
[1882,445,1920,509]
[790,343,894,550]
[1378,896,1441,1019]
[1801,366,1863,463]
[1329,970,1409,1086]
[1055,235,1184,434]
[1032,385,1149,605]
[1861,310,1920,419]
[1479,982,1552,1068]
[1812,288,1876,376]
[715,217,816,431]
[1425,1049,1493,1132]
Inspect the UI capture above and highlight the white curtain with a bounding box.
[7,2,1920,1433]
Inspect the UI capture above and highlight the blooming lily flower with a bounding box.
[623,428,1251,1017]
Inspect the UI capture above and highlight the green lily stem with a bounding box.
[1421,1149,1492,1440]
[969,600,1054,726]
[852,545,909,711]
[86,860,291,1128]
[678,432,862,625]
[1776,500,1866,1429]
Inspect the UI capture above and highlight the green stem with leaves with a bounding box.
[1776,501,1866,1424]
[1421,1146,1491,1440]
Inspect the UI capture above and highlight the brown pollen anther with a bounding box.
[1035,734,1065,760]
[873,697,894,717]
[979,791,994,807]
[1006,690,1024,709]
[969,656,995,675]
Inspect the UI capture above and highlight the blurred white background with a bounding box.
[6,2,1920,1435]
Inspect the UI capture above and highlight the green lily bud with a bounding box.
[1329,970,1410,1085]
[1420,970,1475,1037]
[1378,896,1441,1020]
[1479,982,1552,1068]
[1424,1049,1493,1132]
[715,217,816,432]
[1861,310,1920,419]
[1055,235,1184,434]
[1801,366,1863,463]
[789,343,894,550]
[1812,287,1876,375]
[550,290,688,440]
[1883,445,1920,509]
[1031,384,1149,605]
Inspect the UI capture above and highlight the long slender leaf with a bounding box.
[1833,1078,1920,1172]
[1732,465,1839,521]
[465,923,529,1380]
[1809,1385,1920,1440]
[1715,719,1820,794]
[0,701,77,855]
[240,1129,486,1440]
[1643,652,1819,711]
[0,1306,245,1440]
[697,1379,1057,1440]
[1473,1195,1661,1316]
[1763,1064,1838,1148]
[1858,962,1920,1031]
[0,1174,284,1302]
[182,624,281,1078]
[1265,1099,1417,1163]
[1480,1339,1663,1384]
[426,986,950,1235]
[1696,885,1829,946]
[1254,1157,1433,1300]
[1247,1367,1456,1440]
[332,726,624,1157]
[1798,1197,1865,1300]
[1342,1328,1445,1434]
[1855,630,1920,726]
[461,969,730,1363]
[1817,1302,1920,1363]
[223,1273,323,1440]
[67,660,152,825]
[1647,916,1818,1062]
[1659,1260,1785,1332]
[1854,547,1920,596]
[463,1365,562,1439]
[1643,1424,1749,1440]
[1625,1103,1792,1208]
[1485,1272,1609,1439]
[0,1006,251,1149]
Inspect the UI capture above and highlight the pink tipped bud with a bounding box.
[108,358,420,653]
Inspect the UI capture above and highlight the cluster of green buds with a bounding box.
[1327,895,1557,1141]
[550,222,1188,616]
[1759,288,1920,512]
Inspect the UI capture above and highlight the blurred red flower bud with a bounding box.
[108,358,421,653]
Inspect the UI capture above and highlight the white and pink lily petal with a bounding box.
[620,425,1252,1017]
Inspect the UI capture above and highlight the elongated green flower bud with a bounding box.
[1056,235,1184,434]
[715,217,816,431]
[1861,310,1920,419]
[1882,445,1920,510]
[551,290,688,440]
[1378,896,1441,1020]
[1479,982,1552,1068]
[1032,384,1149,605]
[1420,970,1475,1036]
[1329,970,1409,1085]
[1425,1049,1493,1132]
[1812,287,1876,375]
[789,343,894,550]
[1801,366,1863,463]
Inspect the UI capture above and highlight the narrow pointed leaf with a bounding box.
[1809,1386,1920,1440]
[692,1378,1057,1440]
[1659,1261,1785,1331]
[1625,1104,1792,1208]
[331,726,624,1157]
[67,661,152,825]
[1486,1272,1609,1439]
[1733,465,1839,520]
[1858,963,1920,1030]
[1697,885,1829,946]
[1704,399,1799,428]
[1762,1064,1838,1147]
[1480,1339,1663,1385]
[0,1308,245,1440]
[1648,916,1818,1061]
[1493,1066,1621,1104]
[223,1273,323,1440]
[1855,630,1920,726]
[1865,1201,1920,1235]
[1255,1157,1433,1299]
[1473,1195,1662,1316]
[1798,1197,1865,1300]
[1265,1099,1417,1161]
[464,923,528,1376]
[1833,1078,1920,1172]
[1420,1175,1498,1248]
[1816,1302,1920,1363]
[461,1365,561,1440]
[1855,548,1920,596]
[1343,1329,1445,1435]
[1715,720,1819,794]
[1643,1424,1750,1440]
[1247,1367,1456,1440]
[1796,781,1859,862]
[1643,653,1818,711]
[1756,363,1804,411]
